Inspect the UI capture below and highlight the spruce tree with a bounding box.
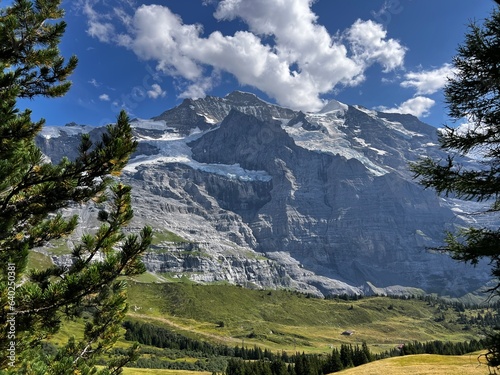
[0,1,151,373]
[410,5,500,369]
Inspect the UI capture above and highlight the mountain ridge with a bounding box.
[36,91,490,297]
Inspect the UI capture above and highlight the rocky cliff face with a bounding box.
[36,91,490,297]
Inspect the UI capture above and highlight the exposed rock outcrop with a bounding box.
[36,91,491,297]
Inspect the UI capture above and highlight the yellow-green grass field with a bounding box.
[340,353,490,375]
[100,353,491,375]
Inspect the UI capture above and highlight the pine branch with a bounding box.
[0,2,150,371]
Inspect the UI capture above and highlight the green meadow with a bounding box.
[125,281,489,354]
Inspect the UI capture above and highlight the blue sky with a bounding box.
[17,0,497,127]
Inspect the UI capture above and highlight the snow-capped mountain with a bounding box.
[36,91,491,297]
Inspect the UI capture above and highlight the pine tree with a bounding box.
[270,358,289,375]
[324,349,343,373]
[410,4,500,370]
[361,341,373,363]
[339,344,354,369]
[0,1,152,373]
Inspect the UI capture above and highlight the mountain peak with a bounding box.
[225,91,268,105]
[38,90,488,297]
[318,99,348,113]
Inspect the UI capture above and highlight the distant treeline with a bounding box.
[122,320,487,374]
[123,320,274,359]
[225,340,486,375]
[327,293,500,308]
[394,339,485,356]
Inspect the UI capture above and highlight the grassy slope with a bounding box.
[31,240,493,373]
[27,250,53,269]
[118,354,490,375]
[27,219,498,375]
[125,282,487,354]
[44,280,494,374]
[340,353,489,375]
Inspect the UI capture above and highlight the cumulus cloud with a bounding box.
[80,0,407,112]
[99,93,110,101]
[147,84,166,99]
[178,72,220,100]
[346,19,406,72]
[376,96,435,118]
[372,63,454,118]
[401,63,456,95]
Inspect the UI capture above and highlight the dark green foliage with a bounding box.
[339,344,354,369]
[123,320,484,374]
[394,339,484,357]
[221,340,485,375]
[410,4,500,370]
[0,1,151,373]
[123,320,275,360]
[323,348,343,373]
[124,320,228,355]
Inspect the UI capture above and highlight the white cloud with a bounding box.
[88,21,115,42]
[375,63,455,119]
[346,19,406,72]
[82,0,407,112]
[99,93,110,101]
[178,71,220,100]
[401,63,456,95]
[81,1,115,42]
[89,78,100,87]
[376,96,435,118]
[111,99,135,117]
[147,84,166,99]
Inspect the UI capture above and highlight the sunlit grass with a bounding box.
[125,282,485,353]
[339,353,489,375]
[45,281,494,374]
[27,250,53,270]
[152,229,188,245]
